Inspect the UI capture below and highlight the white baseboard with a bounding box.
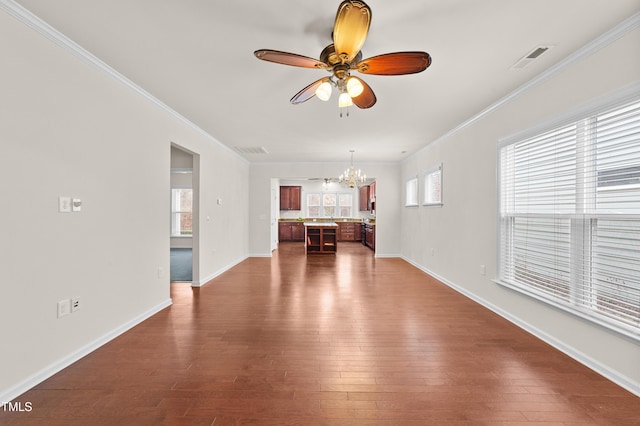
[249,253,273,258]
[0,299,172,404]
[192,255,249,287]
[401,256,640,397]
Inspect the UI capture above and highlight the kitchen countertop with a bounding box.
[303,222,338,227]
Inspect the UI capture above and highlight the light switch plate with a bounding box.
[72,199,82,212]
[59,197,71,213]
[57,299,71,317]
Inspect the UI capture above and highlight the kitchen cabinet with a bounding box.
[291,223,305,241]
[359,185,370,211]
[369,181,376,213]
[305,223,338,254]
[280,186,301,211]
[278,221,305,242]
[338,222,361,242]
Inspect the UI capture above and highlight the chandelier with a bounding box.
[339,150,366,188]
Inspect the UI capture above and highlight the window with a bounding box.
[323,193,337,217]
[405,177,418,207]
[307,192,353,218]
[171,188,192,236]
[498,97,640,339]
[338,193,353,217]
[423,164,443,206]
[307,193,321,217]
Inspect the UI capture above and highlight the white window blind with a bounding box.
[424,164,443,206]
[171,188,193,236]
[323,193,337,217]
[498,98,640,339]
[307,193,320,217]
[338,193,353,217]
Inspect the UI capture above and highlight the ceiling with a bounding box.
[11,0,640,164]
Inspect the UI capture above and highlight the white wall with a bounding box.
[400,26,640,394]
[250,163,400,257]
[0,8,249,401]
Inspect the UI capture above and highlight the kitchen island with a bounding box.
[304,222,338,255]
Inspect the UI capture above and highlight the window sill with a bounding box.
[494,278,640,343]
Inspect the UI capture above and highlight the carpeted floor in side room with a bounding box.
[170,248,192,282]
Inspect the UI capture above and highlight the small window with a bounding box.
[405,177,418,207]
[338,193,353,217]
[307,193,321,217]
[171,188,192,236]
[423,164,443,206]
[323,193,337,217]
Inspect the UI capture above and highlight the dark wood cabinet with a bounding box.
[278,222,292,241]
[280,186,301,211]
[359,185,370,211]
[291,222,305,241]
[278,221,305,242]
[338,222,361,242]
[305,224,337,254]
[369,181,376,213]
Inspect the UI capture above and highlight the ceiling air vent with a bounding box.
[235,146,269,154]
[512,45,553,69]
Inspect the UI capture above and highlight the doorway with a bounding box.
[170,144,199,285]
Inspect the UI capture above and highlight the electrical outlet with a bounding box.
[57,299,71,318]
[480,265,486,276]
[71,297,80,312]
[72,199,82,212]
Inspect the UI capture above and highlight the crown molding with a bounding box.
[407,11,640,162]
[0,0,249,164]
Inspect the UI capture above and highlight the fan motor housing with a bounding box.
[320,44,363,67]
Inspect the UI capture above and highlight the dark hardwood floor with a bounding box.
[3,242,639,425]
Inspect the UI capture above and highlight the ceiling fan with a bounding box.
[254,0,432,114]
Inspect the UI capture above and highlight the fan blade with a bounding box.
[350,77,376,109]
[357,52,432,75]
[291,77,331,104]
[254,49,329,69]
[332,1,371,63]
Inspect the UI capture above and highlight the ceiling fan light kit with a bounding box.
[254,0,432,117]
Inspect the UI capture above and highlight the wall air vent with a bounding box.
[512,45,553,69]
[234,146,269,154]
